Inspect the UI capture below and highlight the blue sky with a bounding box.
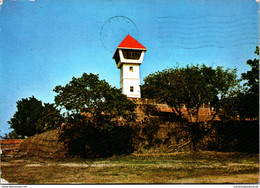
[0,0,259,136]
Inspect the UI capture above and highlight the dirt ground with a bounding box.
[1,151,259,184]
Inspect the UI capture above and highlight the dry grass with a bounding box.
[1,151,259,184]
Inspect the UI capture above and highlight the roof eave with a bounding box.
[117,47,147,51]
[112,47,147,59]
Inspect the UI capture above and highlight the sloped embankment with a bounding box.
[17,129,66,159]
[14,120,258,159]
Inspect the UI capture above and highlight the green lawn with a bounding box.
[1,151,259,184]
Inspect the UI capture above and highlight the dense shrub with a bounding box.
[208,120,259,154]
[59,114,134,158]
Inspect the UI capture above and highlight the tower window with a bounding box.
[123,50,142,60]
[129,66,133,72]
[130,86,134,92]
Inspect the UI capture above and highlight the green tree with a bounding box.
[8,96,44,138]
[239,47,259,119]
[3,130,22,139]
[141,64,238,150]
[54,73,136,158]
[38,103,65,131]
[218,86,245,120]
[212,47,259,120]
[8,96,64,138]
[141,64,238,123]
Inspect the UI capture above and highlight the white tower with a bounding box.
[113,35,147,98]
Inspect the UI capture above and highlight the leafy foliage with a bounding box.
[141,64,238,151]
[239,47,259,119]
[141,64,238,122]
[60,114,134,158]
[8,96,63,138]
[8,96,44,138]
[38,103,65,131]
[2,130,22,139]
[220,47,259,120]
[54,73,136,120]
[218,87,244,120]
[54,73,136,158]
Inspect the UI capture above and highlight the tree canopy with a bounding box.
[54,73,136,121]
[2,130,22,139]
[141,64,238,122]
[8,96,43,138]
[210,47,259,120]
[242,47,259,95]
[53,73,136,157]
[8,96,63,138]
[38,103,65,131]
[238,47,259,119]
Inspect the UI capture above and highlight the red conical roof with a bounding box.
[117,35,146,50]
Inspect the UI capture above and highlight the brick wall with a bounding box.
[129,97,218,122]
[0,139,23,156]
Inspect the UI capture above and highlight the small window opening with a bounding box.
[129,66,133,72]
[122,50,142,59]
[130,86,134,92]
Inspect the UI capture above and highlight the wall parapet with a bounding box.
[128,97,217,121]
[128,97,211,109]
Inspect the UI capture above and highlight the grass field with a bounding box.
[1,151,259,184]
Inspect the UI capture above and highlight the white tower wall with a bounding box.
[112,35,146,99]
[120,64,141,98]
